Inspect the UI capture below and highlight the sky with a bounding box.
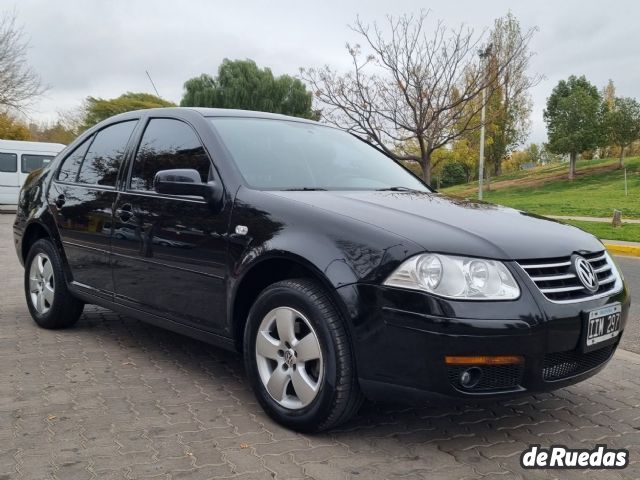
[9,0,640,145]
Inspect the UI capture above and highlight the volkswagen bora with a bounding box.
[13,108,630,432]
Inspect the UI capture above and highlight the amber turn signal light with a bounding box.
[445,355,524,365]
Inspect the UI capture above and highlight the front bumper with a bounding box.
[336,280,630,404]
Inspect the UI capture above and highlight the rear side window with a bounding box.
[77,120,137,187]
[130,118,211,191]
[57,137,93,182]
[22,154,54,173]
[0,152,17,172]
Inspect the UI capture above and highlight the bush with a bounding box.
[440,162,467,187]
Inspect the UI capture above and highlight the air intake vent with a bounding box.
[543,345,616,381]
[517,251,621,303]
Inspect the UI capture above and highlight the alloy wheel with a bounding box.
[28,252,55,314]
[255,307,324,409]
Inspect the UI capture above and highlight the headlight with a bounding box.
[384,253,520,300]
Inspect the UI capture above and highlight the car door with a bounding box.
[49,120,138,298]
[111,117,229,334]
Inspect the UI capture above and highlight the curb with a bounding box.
[604,243,640,257]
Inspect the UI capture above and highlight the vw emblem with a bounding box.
[283,350,296,367]
[573,255,599,292]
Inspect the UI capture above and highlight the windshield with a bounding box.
[209,117,430,191]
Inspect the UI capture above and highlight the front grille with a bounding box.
[447,364,524,392]
[542,344,616,381]
[517,251,621,303]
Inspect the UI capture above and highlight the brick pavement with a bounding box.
[1,214,639,479]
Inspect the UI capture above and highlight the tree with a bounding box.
[29,120,76,144]
[544,75,604,179]
[602,79,616,109]
[301,11,536,184]
[181,59,318,119]
[82,92,175,130]
[0,112,30,139]
[484,13,539,177]
[604,96,640,168]
[0,12,44,111]
[502,143,541,173]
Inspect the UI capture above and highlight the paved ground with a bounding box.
[1,213,640,480]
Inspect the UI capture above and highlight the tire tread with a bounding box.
[24,239,84,329]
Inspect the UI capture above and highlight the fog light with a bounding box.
[460,367,482,388]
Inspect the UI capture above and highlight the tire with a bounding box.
[244,279,363,432]
[24,238,84,329]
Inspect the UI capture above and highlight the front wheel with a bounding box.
[244,279,363,432]
[24,239,84,329]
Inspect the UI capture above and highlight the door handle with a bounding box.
[116,203,133,222]
[54,194,65,208]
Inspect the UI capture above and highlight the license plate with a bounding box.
[584,304,621,352]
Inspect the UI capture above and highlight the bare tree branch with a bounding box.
[0,11,45,113]
[301,10,537,184]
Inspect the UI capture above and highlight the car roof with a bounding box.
[109,107,320,125]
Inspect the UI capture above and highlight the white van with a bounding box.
[0,140,66,205]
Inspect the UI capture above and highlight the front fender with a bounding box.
[229,187,422,290]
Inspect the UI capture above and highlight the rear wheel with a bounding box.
[244,279,363,432]
[24,239,84,329]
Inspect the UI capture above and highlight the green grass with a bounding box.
[442,157,640,219]
[562,220,640,243]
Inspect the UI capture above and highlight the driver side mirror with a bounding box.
[153,169,223,209]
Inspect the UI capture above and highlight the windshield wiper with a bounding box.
[282,187,327,191]
[376,186,420,192]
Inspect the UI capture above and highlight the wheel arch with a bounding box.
[229,252,353,352]
[21,221,53,263]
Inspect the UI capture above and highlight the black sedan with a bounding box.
[13,108,630,432]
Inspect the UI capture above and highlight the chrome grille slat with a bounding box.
[516,251,622,303]
[540,285,584,293]
[530,273,576,281]
[599,275,615,285]
[520,261,571,269]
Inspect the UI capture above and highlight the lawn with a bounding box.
[562,220,640,243]
[442,157,640,219]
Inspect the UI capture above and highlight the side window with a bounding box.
[77,120,137,187]
[0,152,17,173]
[57,136,93,182]
[130,118,211,191]
[22,154,54,173]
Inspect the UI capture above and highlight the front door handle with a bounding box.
[54,194,65,208]
[116,203,133,222]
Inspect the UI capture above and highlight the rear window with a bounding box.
[22,154,54,173]
[57,137,93,182]
[77,121,137,187]
[0,152,17,173]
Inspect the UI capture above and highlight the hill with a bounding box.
[442,156,640,219]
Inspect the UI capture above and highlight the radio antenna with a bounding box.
[145,70,161,98]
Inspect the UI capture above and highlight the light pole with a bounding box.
[477,44,492,201]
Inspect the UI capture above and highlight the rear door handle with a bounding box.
[54,194,65,208]
[116,203,133,222]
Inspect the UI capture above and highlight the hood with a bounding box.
[267,190,604,260]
